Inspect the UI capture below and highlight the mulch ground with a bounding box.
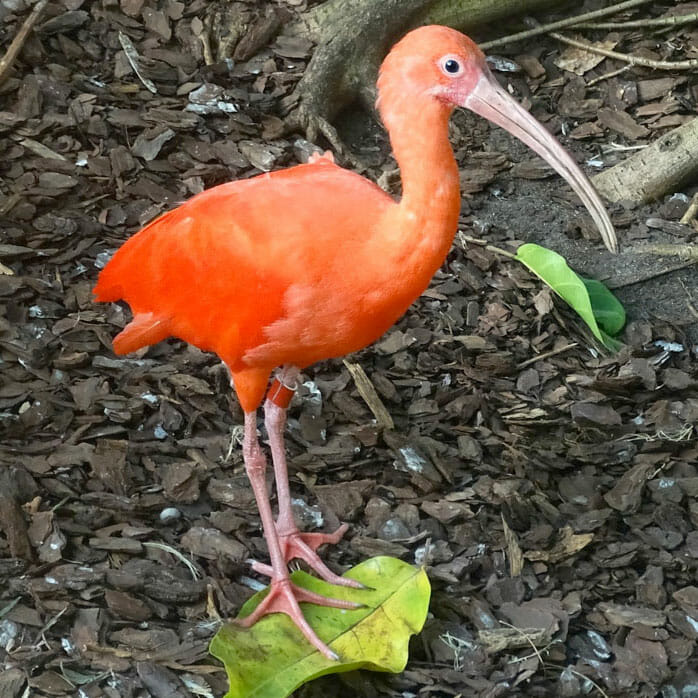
[1,1,697,697]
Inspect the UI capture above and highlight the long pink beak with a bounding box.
[464,70,617,253]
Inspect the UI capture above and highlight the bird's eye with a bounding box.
[441,56,462,76]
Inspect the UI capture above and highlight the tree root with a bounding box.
[479,0,652,50]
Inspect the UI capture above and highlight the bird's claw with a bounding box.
[250,523,365,589]
[308,149,335,165]
[236,577,360,660]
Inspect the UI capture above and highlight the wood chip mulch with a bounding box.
[1,1,697,697]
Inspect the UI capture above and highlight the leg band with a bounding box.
[267,378,295,408]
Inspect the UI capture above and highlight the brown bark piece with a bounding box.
[0,469,33,561]
[598,107,650,140]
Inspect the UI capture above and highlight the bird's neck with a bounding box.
[386,100,461,279]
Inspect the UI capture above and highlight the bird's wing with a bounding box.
[94,161,393,368]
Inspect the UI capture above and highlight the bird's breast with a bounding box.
[242,242,439,368]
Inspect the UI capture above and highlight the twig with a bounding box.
[574,12,698,30]
[440,631,477,671]
[458,232,517,259]
[479,0,653,50]
[546,665,611,698]
[621,423,693,442]
[606,260,698,289]
[680,193,698,225]
[516,342,578,369]
[143,541,201,579]
[632,243,698,259]
[602,142,647,153]
[497,622,610,698]
[343,359,394,430]
[34,605,69,642]
[587,65,631,87]
[0,0,48,87]
[191,19,214,66]
[547,30,698,71]
[50,496,71,513]
[498,621,546,664]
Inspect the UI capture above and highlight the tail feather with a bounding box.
[93,274,122,303]
[113,313,170,354]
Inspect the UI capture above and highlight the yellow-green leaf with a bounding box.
[516,243,625,350]
[209,557,430,698]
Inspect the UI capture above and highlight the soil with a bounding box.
[1,2,697,698]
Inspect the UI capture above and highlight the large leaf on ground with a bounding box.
[515,243,625,349]
[210,557,430,698]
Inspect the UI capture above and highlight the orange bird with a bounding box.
[95,26,616,658]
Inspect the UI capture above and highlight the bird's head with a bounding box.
[378,25,617,253]
[377,26,485,119]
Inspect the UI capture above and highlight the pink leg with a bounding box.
[239,411,358,660]
[254,366,363,590]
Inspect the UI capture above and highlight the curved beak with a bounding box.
[464,70,617,253]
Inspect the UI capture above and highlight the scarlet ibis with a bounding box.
[95,25,617,659]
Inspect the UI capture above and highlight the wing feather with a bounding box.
[94,162,393,369]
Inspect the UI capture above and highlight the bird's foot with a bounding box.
[236,576,360,660]
[252,523,364,589]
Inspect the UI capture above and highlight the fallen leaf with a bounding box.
[516,244,625,350]
[209,557,430,698]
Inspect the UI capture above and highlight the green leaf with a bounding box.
[581,278,626,336]
[515,243,625,349]
[209,557,430,698]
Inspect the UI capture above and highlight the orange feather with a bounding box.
[95,121,460,410]
[95,28,478,412]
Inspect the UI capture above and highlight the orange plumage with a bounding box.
[94,29,473,411]
[94,153,460,409]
